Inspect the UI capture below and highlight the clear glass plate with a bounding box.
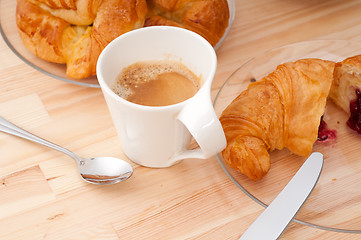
[213,39,361,233]
[0,0,235,88]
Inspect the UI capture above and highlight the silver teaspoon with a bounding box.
[0,116,133,185]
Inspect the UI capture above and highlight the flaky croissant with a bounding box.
[16,0,147,79]
[220,59,335,181]
[144,0,229,47]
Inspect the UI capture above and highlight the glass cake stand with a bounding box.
[0,0,235,88]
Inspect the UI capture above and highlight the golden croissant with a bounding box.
[145,0,230,47]
[16,0,148,79]
[220,59,335,181]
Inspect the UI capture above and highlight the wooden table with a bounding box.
[1,0,361,239]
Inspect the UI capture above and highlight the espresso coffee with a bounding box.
[113,60,201,106]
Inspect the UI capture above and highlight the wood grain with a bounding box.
[1,0,361,239]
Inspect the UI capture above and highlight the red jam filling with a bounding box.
[347,89,361,135]
[318,116,337,141]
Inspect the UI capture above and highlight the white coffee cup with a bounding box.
[97,26,226,168]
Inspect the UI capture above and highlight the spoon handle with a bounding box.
[0,116,76,159]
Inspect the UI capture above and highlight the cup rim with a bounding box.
[96,26,217,111]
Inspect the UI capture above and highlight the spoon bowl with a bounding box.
[78,157,133,184]
[0,116,133,185]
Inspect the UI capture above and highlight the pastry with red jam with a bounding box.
[330,55,361,134]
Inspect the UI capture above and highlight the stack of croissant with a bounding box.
[220,55,361,181]
[16,0,230,79]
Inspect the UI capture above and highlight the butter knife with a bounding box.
[239,152,323,240]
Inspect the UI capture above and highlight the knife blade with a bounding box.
[239,152,324,240]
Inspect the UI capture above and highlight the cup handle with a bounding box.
[171,89,227,162]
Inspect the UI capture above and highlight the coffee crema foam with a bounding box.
[113,60,201,106]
